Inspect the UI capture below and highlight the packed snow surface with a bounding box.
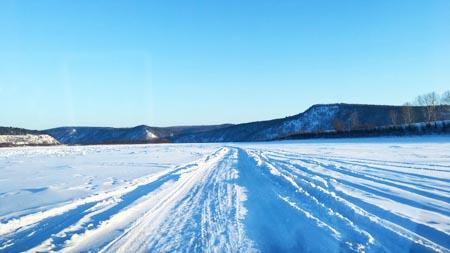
[0,137,449,252]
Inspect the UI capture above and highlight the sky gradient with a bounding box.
[1,0,450,129]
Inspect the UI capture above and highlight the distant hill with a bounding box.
[0,134,59,147]
[172,104,449,142]
[4,103,450,145]
[44,124,232,145]
[0,127,59,147]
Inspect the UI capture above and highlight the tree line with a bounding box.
[0,127,41,135]
[407,90,450,122]
[282,120,450,141]
[332,90,450,132]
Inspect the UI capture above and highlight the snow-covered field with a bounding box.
[0,137,449,252]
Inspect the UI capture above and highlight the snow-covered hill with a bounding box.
[0,134,59,147]
[45,124,231,145]
[45,126,161,145]
[32,103,450,145]
[173,103,439,142]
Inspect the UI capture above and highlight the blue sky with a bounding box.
[1,0,449,129]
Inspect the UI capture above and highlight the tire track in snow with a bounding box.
[105,147,254,252]
[248,148,449,252]
[30,147,252,253]
[235,148,358,252]
[240,149,376,252]
[0,148,229,252]
[267,151,450,197]
[264,152,450,218]
[0,145,449,253]
[268,151,450,193]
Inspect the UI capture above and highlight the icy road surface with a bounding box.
[0,137,449,252]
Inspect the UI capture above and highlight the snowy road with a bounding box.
[0,139,449,252]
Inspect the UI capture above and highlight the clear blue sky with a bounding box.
[1,0,449,130]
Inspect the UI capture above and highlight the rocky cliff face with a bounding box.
[0,134,59,147]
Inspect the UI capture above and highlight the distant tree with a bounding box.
[389,110,398,125]
[332,118,345,132]
[401,103,414,124]
[441,91,450,115]
[442,90,450,105]
[360,123,375,130]
[349,112,360,130]
[415,92,439,122]
[315,121,325,133]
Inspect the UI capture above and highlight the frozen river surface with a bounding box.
[0,137,449,252]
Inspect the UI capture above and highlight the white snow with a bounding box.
[145,130,158,139]
[282,104,339,133]
[0,137,449,252]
